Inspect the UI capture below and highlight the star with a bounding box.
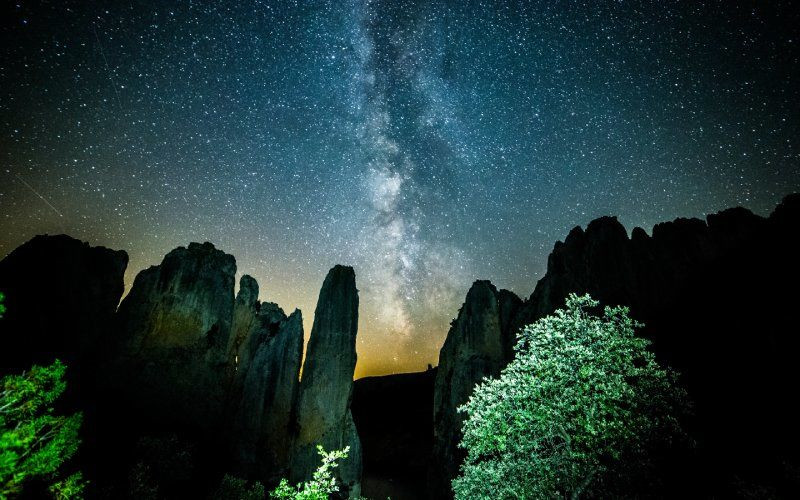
[1,0,798,377]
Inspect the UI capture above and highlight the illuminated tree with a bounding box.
[0,360,85,498]
[454,294,689,499]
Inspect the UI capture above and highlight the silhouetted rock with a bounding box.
[290,265,362,498]
[0,236,374,497]
[108,241,236,432]
[509,216,637,330]
[229,295,288,390]
[0,233,127,383]
[101,247,307,495]
[497,288,523,361]
[232,306,303,482]
[228,274,261,379]
[770,192,800,228]
[432,194,800,496]
[429,280,520,499]
[352,369,436,500]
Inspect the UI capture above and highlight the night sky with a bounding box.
[1,1,798,377]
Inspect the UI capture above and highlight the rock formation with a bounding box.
[290,265,362,498]
[509,195,800,494]
[6,194,797,496]
[108,241,236,432]
[0,234,127,381]
[240,309,303,478]
[352,369,437,499]
[0,235,371,496]
[431,193,800,496]
[229,274,304,481]
[429,280,521,498]
[102,248,313,493]
[228,274,262,381]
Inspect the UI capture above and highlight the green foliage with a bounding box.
[0,360,85,499]
[454,294,689,499]
[270,446,349,500]
[218,446,355,500]
[49,473,86,499]
[0,291,6,318]
[214,474,265,500]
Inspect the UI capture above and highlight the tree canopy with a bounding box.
[454,294,689,499]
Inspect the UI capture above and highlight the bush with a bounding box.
[270,446,349,500]
[454,294,689,499]
[0,360,85,498]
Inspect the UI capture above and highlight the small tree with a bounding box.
[270,446,350,500]
[454,294,689,499]
[0,360,85,498]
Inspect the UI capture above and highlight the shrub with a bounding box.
[270,446,349,500]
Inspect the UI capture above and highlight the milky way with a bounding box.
[1,1,799,376]
[349,0,471,357]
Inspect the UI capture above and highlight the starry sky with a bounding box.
[1,1,799,377]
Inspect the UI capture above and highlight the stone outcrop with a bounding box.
[290,265,362,498]
[430,194,800,496]
[229,275,304,480]
[0,234,370,496]
[0,233,127,383]
[352,369,436,499]
[108,242,237,432]
[228,274,261,381]
[507,194,800,494]
[104,249,365,492]
[429,281,521,498]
